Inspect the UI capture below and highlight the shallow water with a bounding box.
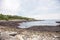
[18,20,60,28]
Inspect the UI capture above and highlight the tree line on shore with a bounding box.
[0,14,35,21]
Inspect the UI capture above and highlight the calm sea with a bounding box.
[18,20,60,28]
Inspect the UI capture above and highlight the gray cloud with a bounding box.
[0,0,60,19]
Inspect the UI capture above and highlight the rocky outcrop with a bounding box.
[0,21,60,40]
[27,26,60,32]
[0,30,60,40]
[0,21,27,28]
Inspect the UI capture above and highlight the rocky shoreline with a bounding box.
[0,29,60,40]
[0,21,60,40]
[0,21,27,28]
[26,26,60,32]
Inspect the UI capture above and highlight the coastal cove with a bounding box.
[0,20,60,40]
[18,20,60,28]
[0,20,60,32]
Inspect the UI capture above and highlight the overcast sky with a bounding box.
[0,0,60,19]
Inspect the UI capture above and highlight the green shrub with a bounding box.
[0,14,35,21]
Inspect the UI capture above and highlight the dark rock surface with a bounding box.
[0,21,26,28]
[27,26,60,32]
[56,21,60,23]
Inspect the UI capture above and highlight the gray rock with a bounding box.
[0,31,60,40]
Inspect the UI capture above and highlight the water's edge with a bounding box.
[18,20,60,28]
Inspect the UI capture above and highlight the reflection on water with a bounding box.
[18,20,59,28]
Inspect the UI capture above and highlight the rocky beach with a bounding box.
[0,0,60,40]
[0,21,60,40]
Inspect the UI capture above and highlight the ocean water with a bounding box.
[18,20,60,28]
